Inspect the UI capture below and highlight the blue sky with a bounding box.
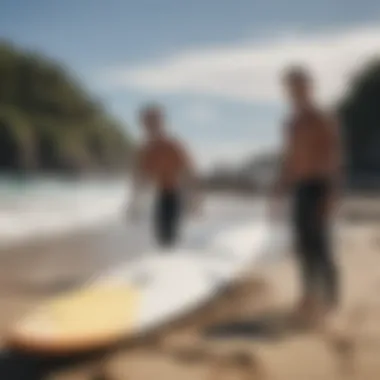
[1,0,380,170]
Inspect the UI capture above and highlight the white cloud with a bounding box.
[182,102,218,126]
[104,26,380,104]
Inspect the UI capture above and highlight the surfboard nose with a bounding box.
[6,285,141,355]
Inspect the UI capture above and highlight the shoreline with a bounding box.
[1,190,379,253]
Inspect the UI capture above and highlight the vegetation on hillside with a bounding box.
[340,59,380,180]
[0,41,133,175]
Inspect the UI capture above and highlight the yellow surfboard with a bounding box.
[7,284,140,354]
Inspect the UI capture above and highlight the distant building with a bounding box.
[201,153,278,194]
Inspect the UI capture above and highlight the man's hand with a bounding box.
[127,201,142,223]
[268,180,286,222]
[323,189,340,219]
[268,194,284,222]
[187,193,202,218]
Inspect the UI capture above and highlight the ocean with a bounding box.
[0,175,290,259]
[0,175,127,248]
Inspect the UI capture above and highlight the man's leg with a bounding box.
[163,191,181,246]
[154,190,181,247]
[316,231,339,309]
[154,191,169,247]
[312,184,339,310]
[293,185,320,310]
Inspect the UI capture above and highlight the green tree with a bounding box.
[340,59,380,178]
[0,40,133,175]
[0,106,36,171]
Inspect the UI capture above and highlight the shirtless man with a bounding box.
[272,66,343,320]
[129,104,199,247]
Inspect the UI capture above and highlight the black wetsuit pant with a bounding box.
[292,179,339,308]
[154,189,182,247]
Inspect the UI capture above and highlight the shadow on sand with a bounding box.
[0,348,107,380]
[0,329,164,380]
[0,309,308,379]
[202,308,307,341]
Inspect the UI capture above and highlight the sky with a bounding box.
[1,0,380,171]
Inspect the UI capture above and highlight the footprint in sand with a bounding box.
[207,351,267,380]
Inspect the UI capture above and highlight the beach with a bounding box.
[0,193,379,379]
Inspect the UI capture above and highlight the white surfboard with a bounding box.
[6,221,268,354]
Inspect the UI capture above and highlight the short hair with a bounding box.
[283,65,311,84]
[139,103,163,119]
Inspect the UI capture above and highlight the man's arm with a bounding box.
[175,141,201,212]
[323,113,344,214]
[128,146,146,219]
[327,114,343,187]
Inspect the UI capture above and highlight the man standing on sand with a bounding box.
[128,104,200,247]
[272,66,343,321]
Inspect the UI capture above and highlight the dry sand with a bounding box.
[1,197,380,379]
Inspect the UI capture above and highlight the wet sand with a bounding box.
[1,196,380,379]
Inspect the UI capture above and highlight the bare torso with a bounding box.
[286,108,338,184]
[139,138,188,190]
